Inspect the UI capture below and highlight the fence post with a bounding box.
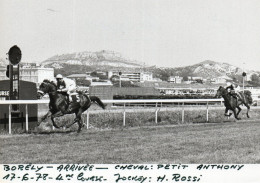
[206,101,209,122]
[182,102,184,123]
[26,104,28,132]
[9,104,11,134]
[86,110,89,129]
[155,102,158,124]
[123,103,126,126]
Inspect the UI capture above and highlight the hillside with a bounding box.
[153,60,259,82]
[1,49,259,84]
[41,50,146,70]
[41,49,259,82]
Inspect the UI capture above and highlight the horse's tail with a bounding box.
[90,96,106,109]
[243,90,253,105]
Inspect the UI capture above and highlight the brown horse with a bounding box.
[37,80,106,133]
[216,86,252,120]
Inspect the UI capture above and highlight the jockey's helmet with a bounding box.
[56,74,63,79]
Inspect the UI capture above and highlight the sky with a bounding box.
[0,0,260,71]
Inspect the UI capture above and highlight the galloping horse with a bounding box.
[37,80,106,133]
[216,86,252,120]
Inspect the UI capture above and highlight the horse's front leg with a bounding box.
[38,110,52,126]
[236,106,242,116]
[232,108,241,120]
[51,111,65,128]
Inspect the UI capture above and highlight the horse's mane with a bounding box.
[43,79,57,88]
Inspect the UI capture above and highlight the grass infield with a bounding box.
[0,120,260,164]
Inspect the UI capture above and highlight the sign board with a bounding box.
[0,90,9,97]
[8,45,22,65]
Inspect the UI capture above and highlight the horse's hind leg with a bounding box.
[245,103,250,118]
[65,108,84,133]
[76,108,84,133]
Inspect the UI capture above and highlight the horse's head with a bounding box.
[215,86,227,98]
[37,80,57,99]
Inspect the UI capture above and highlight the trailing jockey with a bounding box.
[226,82,241,100]
[55,74,77,104]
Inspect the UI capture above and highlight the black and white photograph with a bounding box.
[0,1,260,181]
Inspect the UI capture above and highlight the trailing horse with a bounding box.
[37,80,106,133]
[215,86,252,120]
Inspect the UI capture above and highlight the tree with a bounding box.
[110,75,120,83]
[249,74,260,86]
[183,76,189,81]
[76,79,91,86]
[90,71,108,80]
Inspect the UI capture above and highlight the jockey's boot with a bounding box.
[231,93,237,99]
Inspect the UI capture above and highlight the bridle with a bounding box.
[37,82,57,98]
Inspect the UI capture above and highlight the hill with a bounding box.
[153,60,259,82]
[41,50,259,83]
[1,49,259,84]
[41,50,146,70]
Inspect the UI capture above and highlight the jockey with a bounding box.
[55,74,77,103]
[226,82,239,99]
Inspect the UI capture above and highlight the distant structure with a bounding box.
[168,76,183,83]
[211,76,232,84]
[108,71,153,82]
[0,63,54,86]
[67,74,86,80]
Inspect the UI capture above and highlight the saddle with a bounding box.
[72,90,91,103]
[229,91,243,103]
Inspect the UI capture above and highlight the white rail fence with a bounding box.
[0,99,227,134]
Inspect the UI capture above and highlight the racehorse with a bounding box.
[215,86,252,120]
[37,80,106,133]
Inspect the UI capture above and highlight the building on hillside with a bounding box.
[211,77,227,84]
[211,76,232,84]
[140,72,153,82]
[90,81,113,86]
[190,76,203,81]
[168,76,183,83]
[158,87,216,96]
[67,74,86,80]
[108,71,153,82]
[86,75,100,82]
[0,67,54,85]
[20,68,54,85]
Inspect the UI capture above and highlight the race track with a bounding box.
[1,119,260,164]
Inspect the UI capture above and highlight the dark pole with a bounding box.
[119,71,122,88]
[9,64,13,100]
